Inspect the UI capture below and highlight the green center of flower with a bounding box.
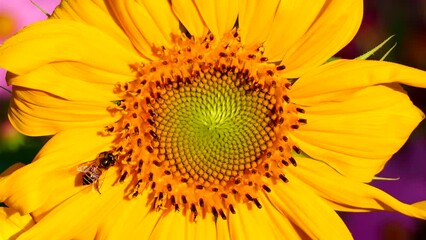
[105,30,305,221]
[153,71,276,185]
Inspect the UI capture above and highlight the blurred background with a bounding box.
[337,1,426,240]
[0,1,425,239]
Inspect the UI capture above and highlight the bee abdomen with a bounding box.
[82,168,102,186]
[82,174,94,185]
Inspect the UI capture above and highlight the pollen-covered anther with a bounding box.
[253,198,262,209]
[105,29,306,221]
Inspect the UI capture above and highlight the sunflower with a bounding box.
[1,0,426,239]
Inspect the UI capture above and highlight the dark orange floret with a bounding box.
[104,29,305,221]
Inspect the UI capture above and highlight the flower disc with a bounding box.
[154,70,277,185]
[106,31,305,220]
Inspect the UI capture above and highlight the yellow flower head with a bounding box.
[1,0,426,239]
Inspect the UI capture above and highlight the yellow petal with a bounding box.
[51,0,135,52]
[289,156,426,219]
[18,180,127,240]
[260,196,306,239]
[122,208,163,240]
[193,0,238,37]
[8,64,119,102]
[0,19,141,76]
[291,60,426,101]
[413,201,426,212]
[216,218,231,240]
[227,201,300,240]
[0,207,34,239]
[106,0,180,58]
[290,83,424,182]
[192,215,217,240]
[0,127,114,215]
[0,163,25,178]
[8,87,117,136]
[95,192,162,239]
[263,0,326,61]
[147,212,187,240]
[266,178,353,239]
[171,0,209,38]
[238,0,280,46]
[280,1,363,78]
[148,212,217,240]
[7,62,135,88]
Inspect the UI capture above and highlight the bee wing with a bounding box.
[96,168,109,194]
[76,162,92,172]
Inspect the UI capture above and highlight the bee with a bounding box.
[77,151,116,193]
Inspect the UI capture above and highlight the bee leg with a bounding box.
[94,181,102,194]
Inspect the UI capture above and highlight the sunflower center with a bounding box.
[153,68,276,186]
[105,30,305,221]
